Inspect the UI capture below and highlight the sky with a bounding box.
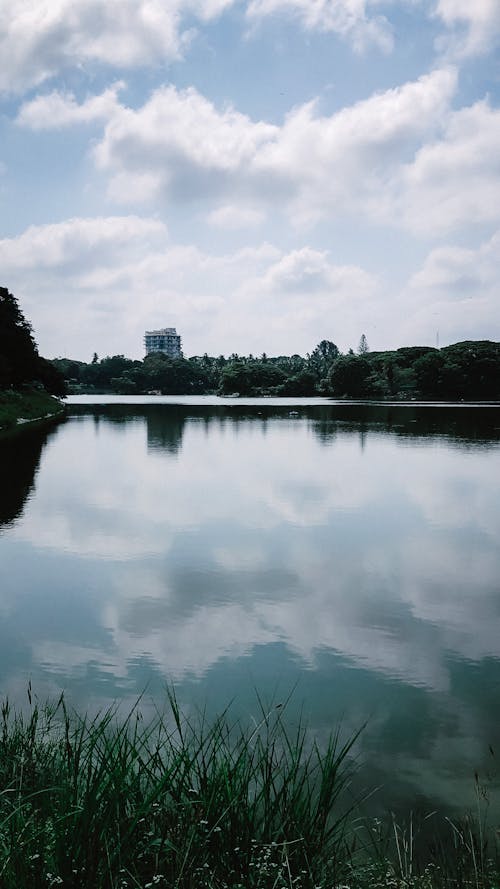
[0,0,499,361]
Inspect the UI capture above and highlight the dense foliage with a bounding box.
[54,338,500,400]
[0,287,66,396]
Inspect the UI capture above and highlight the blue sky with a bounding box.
[0,0,499,360]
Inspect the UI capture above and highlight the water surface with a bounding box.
[1,397,500,817]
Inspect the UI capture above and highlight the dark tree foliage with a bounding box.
[77,352,211,395]
[439,341,500,400]
[80,355,136,389]
[279,370,318,396]
[0,287,66,394]
[52,339,500,401]
[0,287,39,387]
[51,358,87,381]
[219,361,287,395]
[307,340,339,387]
[413,352,445,397]
[35,357,67,397]
[140,353,208,394]
[329,355,372,398]
[0,427,48,525]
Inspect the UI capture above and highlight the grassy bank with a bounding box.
[0,694,498,889]
[0,388,65,433]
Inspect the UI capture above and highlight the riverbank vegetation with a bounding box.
[0,693,498,889]
[0,287,65,397]
[53,339,500,401]
[0,287,66,430]
[0,388,66,433]
[3,283,499,401]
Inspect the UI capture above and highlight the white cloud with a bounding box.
[396,98,500,234]
[255,67,458,225]
[434,0,500,57]
[16,82,125,130]
[0,215,168,270]
[94,85,278,205]
[12,58,500,238]
[208,204,265,228]
[410,233,500,294]
[0,0,424,97]
[92,68,459,231]
[262,247,373,295]
[246,0,394,52]
[1,0,498,99]
[0,216,377,358]
[0,0,236,94]
[0,216,170,356]
[20,67,499,238]
[398,229,500,344]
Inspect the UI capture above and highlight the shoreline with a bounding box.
[0,388,66,435]
[65,391,500,406]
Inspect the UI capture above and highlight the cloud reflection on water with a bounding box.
[1,403,500,814]
[3,407,500,681]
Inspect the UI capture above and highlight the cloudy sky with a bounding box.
[1,0,499,360]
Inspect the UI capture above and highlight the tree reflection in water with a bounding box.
[0,425,59,528]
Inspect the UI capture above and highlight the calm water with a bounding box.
[1,397,500,818]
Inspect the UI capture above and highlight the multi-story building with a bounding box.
[144,328,182,359]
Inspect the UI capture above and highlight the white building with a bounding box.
[144,328,182,359]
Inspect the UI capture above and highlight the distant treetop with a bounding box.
[358,334,369,355]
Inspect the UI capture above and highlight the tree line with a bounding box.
[2,286,498,400]
[53,337,500,401]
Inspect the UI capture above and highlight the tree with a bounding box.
[141,353,209,394]
[35,356,67,396]
[218,361,287,395]
[0,287,39,387]
[307,341,339,383]
[0,287,66,393]
[80,355,136,389]
[329,355,371,397]
[413,352,444,398]
[358,334,369,355]
[278,369,317,396]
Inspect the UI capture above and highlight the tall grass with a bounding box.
[349,806,500,889]
[0,689,360,888]
[0,690,498,889]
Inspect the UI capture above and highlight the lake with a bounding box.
[1,396,500,819]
